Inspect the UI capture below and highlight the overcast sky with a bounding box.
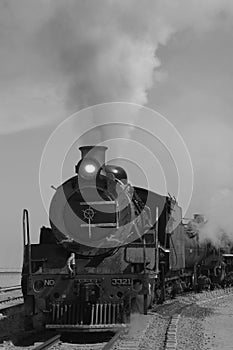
[0,0,233,267]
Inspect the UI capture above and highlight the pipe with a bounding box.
[91,304,94,325]
[99,303,103,324]
[80,303,83,325]
[52,303,56,323]
[108,303,111,324]
[56,303,60,322]
[68,304,72,324]
[143,236,146,273]
[95,303,99,324]
[116,303,120,323]
[155,206,159,275]
[23,209,31,276]
[71,304,75,324]
[60,305,64,324]
[76,304,80,324]
[64,304,68,324]
[112,303,116,324]
[104,303,107,324]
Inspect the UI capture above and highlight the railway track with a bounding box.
[33,334,61,350]
[31,330,125,350]
[2,288,232,350]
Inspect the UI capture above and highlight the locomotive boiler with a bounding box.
[21,145,214,332]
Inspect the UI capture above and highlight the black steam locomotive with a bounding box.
[21,145,228,331]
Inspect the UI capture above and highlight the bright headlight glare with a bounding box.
[84,164,96,173]
[78,159,100,179]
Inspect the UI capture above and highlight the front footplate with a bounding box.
[46,323,128,332]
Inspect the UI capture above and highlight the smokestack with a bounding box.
[79,146,108,166]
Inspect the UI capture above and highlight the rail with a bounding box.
[23,208,31,276]
[32,330,123,350]
[33,334,61,350]
[102,329,124,350]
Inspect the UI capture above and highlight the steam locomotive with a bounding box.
[21,145,228,331]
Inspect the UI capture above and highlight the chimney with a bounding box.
[79,145,108,166]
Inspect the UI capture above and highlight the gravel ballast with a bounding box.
[177,289,233,350]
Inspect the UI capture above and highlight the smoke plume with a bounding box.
[1,0,233,133]
[199,189,233,246]
[185,118,233,245]
[1,0,233,246]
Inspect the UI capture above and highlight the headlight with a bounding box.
[84,163,96,174]
[77,158,100,180]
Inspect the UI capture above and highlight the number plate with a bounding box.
[111,278,132,286]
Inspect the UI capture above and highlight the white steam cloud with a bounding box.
[1,0,233,246]
[199,189,233,246]
[186,119,233,245]
[1,0,233,133]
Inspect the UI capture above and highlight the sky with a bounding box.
[0,0,233,267]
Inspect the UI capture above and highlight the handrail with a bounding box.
[23,210,26,247]
[23,209,31,276]
[23,209,30,246]
[155,206,159,274]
